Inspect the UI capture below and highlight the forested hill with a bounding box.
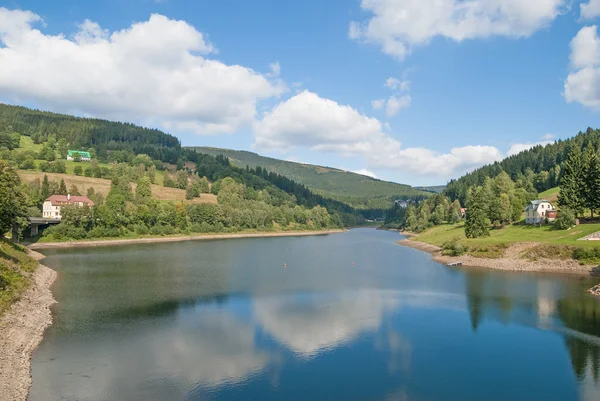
[445,128,600,204]
[0,103,183,162]
[187,147,430,209]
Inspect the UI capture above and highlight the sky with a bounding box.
[2,1,600,186]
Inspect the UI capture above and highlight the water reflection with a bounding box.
[254,290,400,358]
[28,229,600,401]
[464,269,600,396]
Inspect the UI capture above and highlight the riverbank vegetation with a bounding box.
[0,239,37,314]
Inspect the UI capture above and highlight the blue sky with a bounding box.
[2,1,600,185]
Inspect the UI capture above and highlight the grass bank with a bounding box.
[0,239,39,314]
[400,222,600,275]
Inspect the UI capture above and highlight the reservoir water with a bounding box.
[29,229,600,400]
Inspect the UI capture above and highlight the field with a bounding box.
[412,222,600,248]
[539,186,559,203]
[18,171,217,204]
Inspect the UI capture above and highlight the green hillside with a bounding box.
[187,147,430,209]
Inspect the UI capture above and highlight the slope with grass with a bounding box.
[18,171,217,204]
[539,186,560,203]
[187,147,430,209]
[0,239,38,314]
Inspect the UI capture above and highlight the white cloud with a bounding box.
[564,26,600,110]
[372,98,385,109]
[267,61,281,78]
[352,169,378,178]
[581,0,600,19]
[384,77,410,92]
[0,8,285,135]
[386,94,412,117]
[253,91,505,178]
[385,77,401,89]
[507,141,553,156]
[350,0,566,60]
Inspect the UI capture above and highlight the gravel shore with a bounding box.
[397,239,593,275]
[28,229,346,250]
[0,252,56,401]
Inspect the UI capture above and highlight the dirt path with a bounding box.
[28,229,347,250]
[398,239,592,275]
[0,254,57,401]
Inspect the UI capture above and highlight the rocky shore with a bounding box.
[397,239,592,275]
[0,251,56,401]
[589,284,600,296]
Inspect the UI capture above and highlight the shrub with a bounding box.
[442,237,467,256]
[555,208,576,230]
[74,165,83,176]
[573,247,600,263]
[134,224,149,235]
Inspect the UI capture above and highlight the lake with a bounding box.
[29,229,600,401]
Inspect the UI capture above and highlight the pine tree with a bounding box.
[58,178,68,195]
[465,187,490,238]
[584,144,600,218]
[41,174,50,200]
[558,145,585,218]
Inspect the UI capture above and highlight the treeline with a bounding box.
[43,175,341,241]
[445,128,600,204]
[384,171,537,236]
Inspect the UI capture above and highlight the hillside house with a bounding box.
[66,150,92,161]
[525,200,556,224]
[43,194,94,219]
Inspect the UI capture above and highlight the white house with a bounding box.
[42,194,94,219]
[524,200,556,224]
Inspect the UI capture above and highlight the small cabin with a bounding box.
[525,200,556,224]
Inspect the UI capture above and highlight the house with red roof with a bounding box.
[42,194,94,219]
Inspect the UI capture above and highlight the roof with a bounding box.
[44,195,94,207]
[525,200,553,211]
[68,150,92,158]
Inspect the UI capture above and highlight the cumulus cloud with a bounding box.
[564,26,600,110]
[253,91,505,178]
[507,141,554,156]
[386,95,412,117]
[0,8,285,134]
[350,0,566,60]
[352,169,378,178]
[581,0,600,19]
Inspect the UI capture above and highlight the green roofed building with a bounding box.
[67,150,92,161]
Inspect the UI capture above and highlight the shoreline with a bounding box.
[397,238,594,276]
[28,229,347,250]
[0,251,57,401]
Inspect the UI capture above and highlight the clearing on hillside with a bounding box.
[18,172,217,204]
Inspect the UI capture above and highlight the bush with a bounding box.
[555,208,576,230]
[442,237,467,256]
[86,226,123,238]
[573,247,600,263]
[43,224,87,240]
[74,165,83,176]
[134,224,149,235]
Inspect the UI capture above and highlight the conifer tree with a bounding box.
[41,174,50,200]
[558,146,585,218]
[584,144,600,218]
[58,178,68,195]
[465,187,490,238]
